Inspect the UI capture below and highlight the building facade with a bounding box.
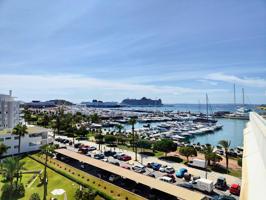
[0,125,51,156]
[0,90,20,130]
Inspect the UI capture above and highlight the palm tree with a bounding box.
[40,144,55,200]
[219,140,231,173]
[12,123,28,154]
[0,143,8,158]
[128,117,137,161]
[53,107,64,139]
[2,157,24,189]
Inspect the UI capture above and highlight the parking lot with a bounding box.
[53,136,240,200]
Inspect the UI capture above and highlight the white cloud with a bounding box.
[206,73,266,88]
[0,74,226,100]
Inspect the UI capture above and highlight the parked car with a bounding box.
[159,165,167,172]
[147,162,161,171]
[215,177,227,190]
[87,146,97,151]
[113,152,124,159]
[74,143,82,148]
[104,150,116,157]
[158,176,174,183]
[212,195,236,200]
[178,182,193,190]
[183,173,192,181]
[164,174,176,182]
[108,159,120,166]
[176,168,188,178]
[229,184,240,196]
[121,164,131,170]
[147,173,156,178]
[94,153,104,160]
[120,155,131,161]
[132,164,146,173]
[165,166,175,174]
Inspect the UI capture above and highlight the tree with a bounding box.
[210,153,223,166]
[40,144,55,200]
[75,188,96,200]
[128,117,137,161]
[0,143,8,158]
[2,157,25,189]
[203,145,214,166]
[136,140,152,152]
[115,124,124,133]
[52,107,64,139]
[179,146,197,163]
[104,135,116,146]
[90,113,101,123]
[95,134,104,151]
[29,193,41,200]
[219,140,231,173]
[153,139,177,156]
[12,123,28,154]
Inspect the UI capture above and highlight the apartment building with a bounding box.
[0,90,20,130]
[0,125,52,156]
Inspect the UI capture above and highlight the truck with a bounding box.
[191,178,214,193]
[188,159,206,169]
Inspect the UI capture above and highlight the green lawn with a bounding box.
[0,157,79,200]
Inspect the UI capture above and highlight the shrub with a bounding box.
[29,193,41,200]
[237,158,242,167]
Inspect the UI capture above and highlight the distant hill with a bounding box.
[121,97,163,106]
[47,99,74,106]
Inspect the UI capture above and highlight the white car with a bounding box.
[159,165,168,172]
[165,166,175,174]
[132,164,146,173]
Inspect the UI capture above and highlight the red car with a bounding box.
[121,164,131,170]
[120,155,132,161]
[230,184,241,196]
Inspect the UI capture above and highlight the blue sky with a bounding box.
[0,0,265,104]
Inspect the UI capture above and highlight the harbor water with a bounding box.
[117,104,251,147]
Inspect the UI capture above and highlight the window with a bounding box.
[5,137,11,140]
[0,138,4,142]
[14,145,19,149]
[29,142,37,147]
[14,136,19,140]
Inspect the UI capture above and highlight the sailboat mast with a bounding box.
[234,84,236,106]
[206,93,208,120]
[242,88,245,106]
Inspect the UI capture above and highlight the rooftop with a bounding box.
[55,148,206,200]
[0,125,49,135]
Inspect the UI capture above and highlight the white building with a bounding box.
[0,90,20,130]
[0,125,52,156]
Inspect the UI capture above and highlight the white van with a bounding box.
[158,176,173,183]
[188,159,207,169]
[191,178,214,193]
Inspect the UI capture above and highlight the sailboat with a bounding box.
[193,94,217,124]
[233,88,251,119]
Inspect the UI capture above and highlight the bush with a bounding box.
[1,183,25,199]
[237,158,242,167]
[29,193,41,200]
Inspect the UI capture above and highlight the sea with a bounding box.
[117,104,259,148]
